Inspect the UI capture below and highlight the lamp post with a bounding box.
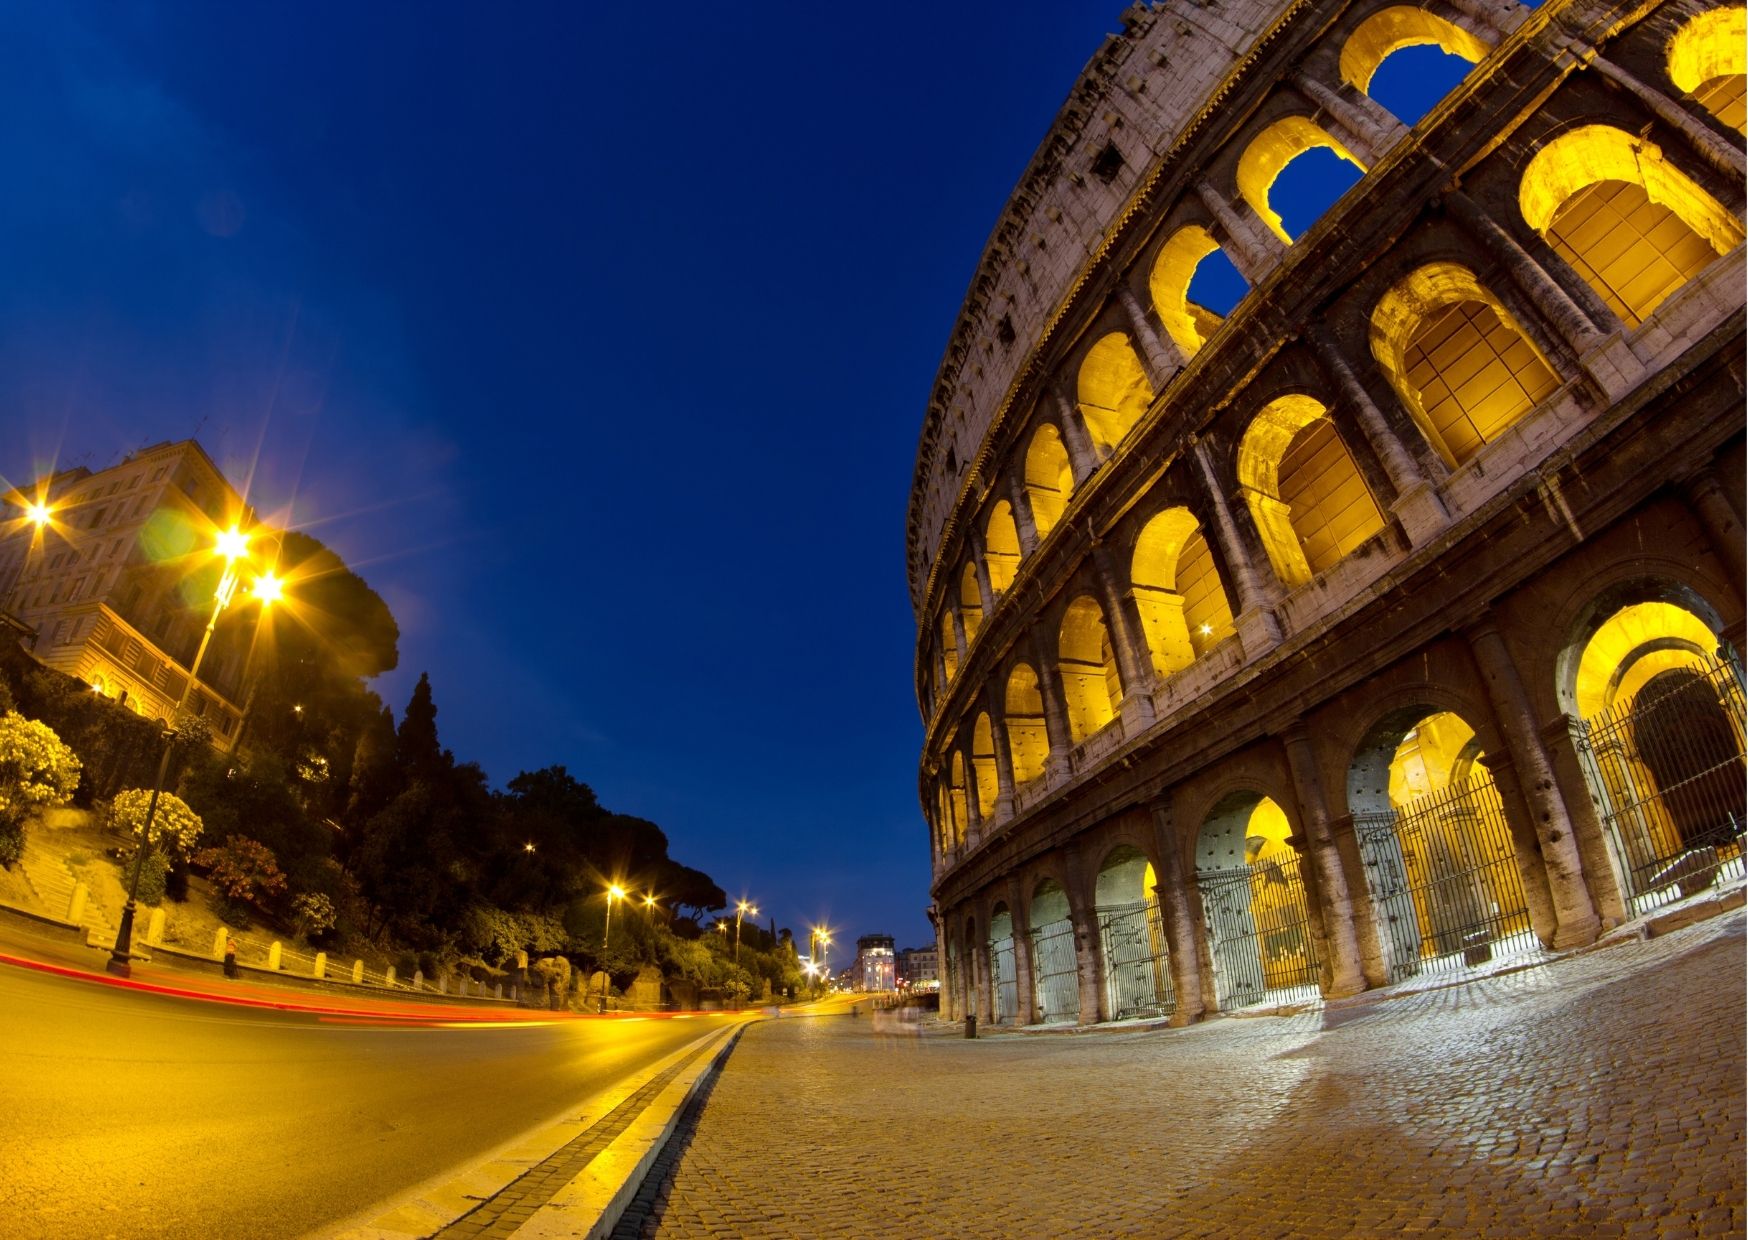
[598,883,624,1013]
[733,898,758,962]
[2,499,54,625]
[107,527,269,977]
[226,572,283,755]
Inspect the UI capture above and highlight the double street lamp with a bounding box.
[598,883,625,1013]
[107,526,281,977]
[733,898,758,962]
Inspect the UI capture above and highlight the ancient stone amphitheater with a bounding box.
[908,0,1745,1026]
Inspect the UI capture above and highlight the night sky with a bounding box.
[0,4,1467,956]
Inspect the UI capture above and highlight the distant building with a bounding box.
[898,945,938,991]
[851,933,896,992]
[1,440,256,740]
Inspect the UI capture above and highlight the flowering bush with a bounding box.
[290,892,336,940]
[194,835,287,912]
[0,712,82,867]
[109,789,204,859]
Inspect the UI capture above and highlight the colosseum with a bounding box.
[909,0,1745,1027]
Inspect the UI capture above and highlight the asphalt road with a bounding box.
[0,961,736,1239]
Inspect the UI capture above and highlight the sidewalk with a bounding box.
[623,911,1746,1238]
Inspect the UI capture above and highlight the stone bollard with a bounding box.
[494,983,503,999]
[212,928,228,959]
[267,941,282,971]
[412,969,423,990]
[351,960,364,984]
[385,966,397,988]
[313,952,327,980]
[66,882,88,924]
[146,908,166,947]
[436,973,447,995]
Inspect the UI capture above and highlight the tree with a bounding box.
[0,712,82,867]
[109,789,204,860]
[395,673,443,782]
[194,835,288,920]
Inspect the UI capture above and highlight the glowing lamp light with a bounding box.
[251,574,283,605]
[643,894,657,909]
[608,884,626,900]
[522,841,536,854]
[1199,623,1214,636]
[215,527,250,561]
[24,502,51,527]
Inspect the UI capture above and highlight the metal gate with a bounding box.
[1356,768,1537,984]
[1030,919,1079,1023]
[1577,656,1746,915]
[1097,899,1175,1020]
[1196,858,1322,1010]
[989,934,1018,1024]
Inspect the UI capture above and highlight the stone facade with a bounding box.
[908,0,1746,1027]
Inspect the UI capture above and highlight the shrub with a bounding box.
[290,892,337,941]
[0,712,82,866]
[119,849,170,907]
[193,835,287,912]
[109,789,203,860]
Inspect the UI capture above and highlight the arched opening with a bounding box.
[1095,846,1175,1020]
[940,610,959,682]
[1668,6,1746,135]
[1059,596,1122,741]
[971,713,999,822]
[1340,7,1490,124]
[1076,333,1155,454]
[959,563,984,644]
[1561,584,1745,911]
[1149,226,1251,356]
[1004,663,1049,786]
[988,904,1019,1024]
[1194,792,1322,1009]
[1238,394,1386,586]
[948,753,968,849]
[1028,878,1079,1023]
[1520,125,1743,327]
[986,501,1021,592]
[1132,507,1236,679]
[1024,424,1075,539]
[1370,262,1560,468]
[1236,117,1367,243]
[1347,707,1536,983]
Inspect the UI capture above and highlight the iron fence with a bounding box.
[989,935,1018,1024]
[1196,857,1322,1010]
[1577,656,1746,915]
[1097,899,1175,1021]
[1355,768,1538,985]
[1030,919,1079,1023]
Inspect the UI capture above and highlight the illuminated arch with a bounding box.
[939,610,959,681]
[1095,845,1173,1020]
[1076,333,1154,453]
[971,712,999,820]
[1668,6,1746,134]
[1025,425,1075,538]
[1572,600,1725,718]
[959,563,983,643]
[1369,262,1559,467]
[1059,595,1121,741]
[986,501,1021,593]
[1029,876,1079,1022]
[947,753,968,847]
[1339,7,1490,96]
[1194,792,1321,1005]
[1520,125,1742,325]
[1004,663,1049,786]
[1236,116,1367,243]
[1148,226,1239,356]
[1238,395,1386,586]
[1132,506,1236,677]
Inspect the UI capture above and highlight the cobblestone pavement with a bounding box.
[630,914,1744,1238]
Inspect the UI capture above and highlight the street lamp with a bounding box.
[598,883,624,1013]
[226,571,285,754]
[734,898,758,962]
[2,498,55,617]
[107,526,271,977]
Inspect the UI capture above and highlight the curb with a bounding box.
[0,898,85,943]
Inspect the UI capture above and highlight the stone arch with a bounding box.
[986,500,1021,592]
[947,752,968,848]
[1238,393,1387,586]
[1076,333,1154,454]
[1193,789,1322,1008]
[1093,843,1175,1020]
[970,712,999,822]
[1555,575,1734,717]
[959,562,983,644]
[1519,124,1742,327]
[1132,506,1236,677]
[1339,6,1490,97]
[1059,595,1122,742]
[1149,225,1247,356]
[1236,116,1367,243]
[1369,261,1560,468]
[1004,662,1049,786]
[1027,876,1079,1022]
[1024,423,1075,539]
[939,608,959,682]
[1668,6,1746,135]
[987,901,1020,1023]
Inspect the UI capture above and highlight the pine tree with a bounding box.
[395,673,443,782]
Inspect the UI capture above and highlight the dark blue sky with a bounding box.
[0,4,1469,955]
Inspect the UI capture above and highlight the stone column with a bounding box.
[1280,725,1368,996]
[986,688,1018,823]
[1052,390,1102,483]
[972,923,994,1026]
[1306,323,1450,544]
[1149,801,1207,1025]
[1195,180,1285,282]
[967,527,998,622]
[1006,474,1042,558]
[1541,714,1630,930]
[1006,874,1038,1026]
[1685,469,1747,601]
[1115,284,1187,389]
[1090,543,1157,729]
[1475,753,1561,946]
[960,731,985,850]
[1030,628,1076,778]
[1293,72,1407,165]
[1466,619,1602,948]
[1063,851,1105,1025]
[1189,438,1283,656]
[949,604,971,679]
[1589,54,1746,181]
